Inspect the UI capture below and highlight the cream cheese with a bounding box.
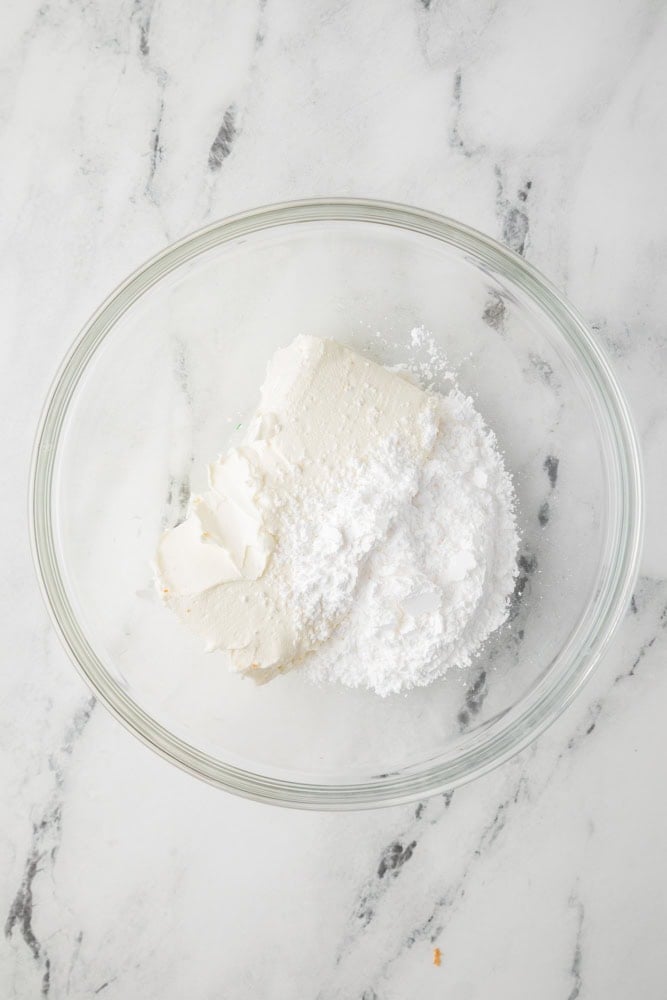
[155,336,439,680]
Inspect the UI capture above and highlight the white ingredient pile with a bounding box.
[305,386,518,695]
[155,332,519,696]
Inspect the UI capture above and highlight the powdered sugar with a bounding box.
[289,329,520,696]
[303,388,518,694]
[267,432,430,657]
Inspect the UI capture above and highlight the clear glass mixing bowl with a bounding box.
[31,200,643,809]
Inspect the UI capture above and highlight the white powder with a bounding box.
[267,432,430,656]
[268,330,519,695]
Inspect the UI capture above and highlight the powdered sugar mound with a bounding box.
[268,432,431,656]
[301,335,519,696]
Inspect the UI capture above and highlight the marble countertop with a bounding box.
[2,1,666,997]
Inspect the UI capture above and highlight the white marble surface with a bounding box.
[1,1,666,996]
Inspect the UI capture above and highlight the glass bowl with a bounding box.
[30,199,643,809]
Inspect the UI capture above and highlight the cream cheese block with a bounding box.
[154,335,439,681]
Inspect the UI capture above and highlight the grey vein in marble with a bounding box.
[208,105,239,171]
[5,699,95,998]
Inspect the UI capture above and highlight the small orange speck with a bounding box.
[433,947,442,967]
[162,588,169,594]
[185,608,191,614]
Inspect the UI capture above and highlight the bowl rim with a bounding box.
[30,197,644,810]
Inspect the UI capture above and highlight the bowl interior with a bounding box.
[37,207,637,802]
